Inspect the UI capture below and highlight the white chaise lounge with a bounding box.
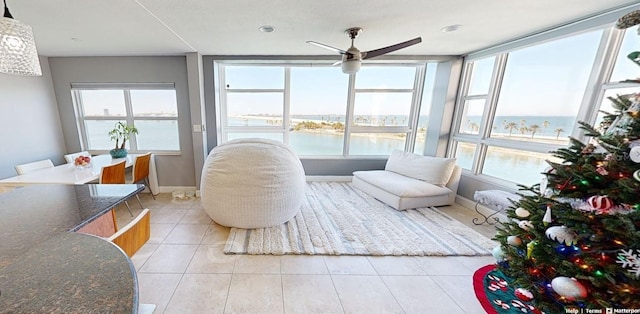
[352,150,461,210]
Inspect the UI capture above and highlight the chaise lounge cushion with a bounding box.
[353,170,452,198]
[385,149,456,186]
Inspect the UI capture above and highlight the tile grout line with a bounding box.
[377,275,408,314]
[430,275,473,313]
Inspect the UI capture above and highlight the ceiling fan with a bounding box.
[307,27,422,74]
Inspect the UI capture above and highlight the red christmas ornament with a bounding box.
[514,288,534,302]
[595,166,609,176]
[587,195,614,212]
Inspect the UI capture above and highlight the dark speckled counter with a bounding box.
[0,184,144,313]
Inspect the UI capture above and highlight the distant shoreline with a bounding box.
[230,115,569,145]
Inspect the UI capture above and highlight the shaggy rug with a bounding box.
[224,182,497,256]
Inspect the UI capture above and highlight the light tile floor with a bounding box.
[117,193,498,314]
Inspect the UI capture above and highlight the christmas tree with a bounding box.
[493,11,640,313]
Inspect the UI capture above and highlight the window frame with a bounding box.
[71,83,181,155]
[215,61,431,158]
[450,25,629,186]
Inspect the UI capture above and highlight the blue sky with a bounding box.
[225,65,421,116]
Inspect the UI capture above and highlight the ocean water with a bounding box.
[229,114,575,135]
[86,115,571,185]
[227,115,573,184]
[85,120,180,150]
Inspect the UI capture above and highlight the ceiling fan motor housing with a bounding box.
[344,47,362,61]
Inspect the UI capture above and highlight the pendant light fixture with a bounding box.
[0,0,42,76]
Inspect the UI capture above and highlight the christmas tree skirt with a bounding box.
[473,264,544,314]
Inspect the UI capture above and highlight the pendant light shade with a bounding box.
[0,0,42,76]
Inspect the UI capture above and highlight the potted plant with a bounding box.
[108,122,138,158]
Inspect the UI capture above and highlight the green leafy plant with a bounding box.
[108,122,138,150]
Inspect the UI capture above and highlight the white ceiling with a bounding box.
[7,0,640,57]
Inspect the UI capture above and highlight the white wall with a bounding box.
[0,57,66,179]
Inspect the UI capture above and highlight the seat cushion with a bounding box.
[353,170,451,198]
[384,150,456,186]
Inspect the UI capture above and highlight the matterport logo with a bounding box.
[565,308,640,314]
[609,309,640,314]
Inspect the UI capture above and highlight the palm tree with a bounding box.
[554,128,565,139]
[542,120,550,135]
[519,126,529,137]
[505,122,518,136]
[529,124,540,138]
[470,122,480,133]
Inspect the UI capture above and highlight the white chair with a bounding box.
[15,159,54,175]
[64,151,90,164]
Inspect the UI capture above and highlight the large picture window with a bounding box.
[72,84,180,153]
[216,63,435,157]
[452,28,607,184]
[489,31,601,144]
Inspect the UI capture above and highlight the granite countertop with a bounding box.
[0,233,137,314]
[0,184,143,266]
[0,184,143,313]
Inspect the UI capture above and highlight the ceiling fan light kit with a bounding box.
[0,0,42,76]
[341,60,361,74]
[307,27,422,74]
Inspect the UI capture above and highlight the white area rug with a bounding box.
[223,182,496,256]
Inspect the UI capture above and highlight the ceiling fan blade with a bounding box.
[362,37,422,59]
[306,41,347,54]
[331,60,342,66]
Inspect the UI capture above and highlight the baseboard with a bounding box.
[455,195,509,223]
[306,176,352,182]
[162,178,354,198]
[156,186,197,194]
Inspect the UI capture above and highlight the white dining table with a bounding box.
[0,154,140,187]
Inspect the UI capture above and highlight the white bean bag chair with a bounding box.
[200,138,305,228]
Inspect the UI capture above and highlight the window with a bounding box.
[452,141,476,170]
[457,56,495,136]
[597,25,640,132]
[452,28,605,184]
[72,84,180,153]
[290,66,348,155]
[482,147,562,186]
[609,25,640,83]
[216,62,434,157]
[413,65,437,154]
[490,31,601,144]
